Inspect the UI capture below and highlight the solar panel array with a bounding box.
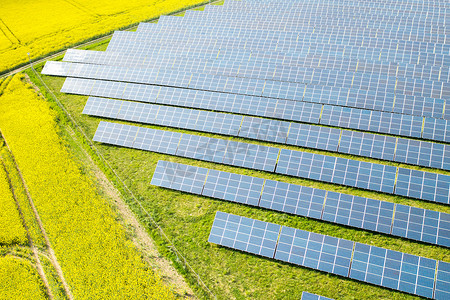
[151,160,450,247]
[209,211,450,300]
[95,121,450,205]
[40,0,450,297]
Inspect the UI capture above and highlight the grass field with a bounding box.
[30,40,450,299]
[0,0,210,74]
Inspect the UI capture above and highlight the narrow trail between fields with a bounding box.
[0,159,54,300]
[0,134,74,300]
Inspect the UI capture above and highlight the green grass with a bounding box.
[27,46,450,300]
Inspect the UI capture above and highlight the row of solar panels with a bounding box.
[136,21,449,48]
[207,211,449,299]
[203,1,450,15]
[106,33,450,68]
[137,18,450,46]
[42,62,450,143]
[60,77,447,140]
[143,17,448,37]
[217,0,449,9]
[151,160,449,247]
[163,14,446,33]
[65,47,449,85]
[191,5,449,21]
[110,29,450,59]
[92,121,450,204]
[64,49,450,108]
[82,96,450,171]
[155,9,449,34]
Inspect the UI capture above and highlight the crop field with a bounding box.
[0,255,48,299]
[0,159,27,246]
[0,0,208,74]
[0,74,178,299]
[1,0,449,299]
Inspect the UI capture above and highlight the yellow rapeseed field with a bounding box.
[0,74,175,299]
[0,158,28,246]
[0,255,47,300]
[0,0,207,73]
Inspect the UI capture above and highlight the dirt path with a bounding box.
[0,136,74,300]
[1,159,54,300]
[66,127,196,298]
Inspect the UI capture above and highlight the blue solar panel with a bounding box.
[276,149,397,194]
[349,243,436,298]
[395,168,450,204]
[338,131,396,161]
[150,161,208,195]
[301,291,334,300]
[259,180,326,219]
[222,140,280,172]
[208,211,280,258]
[203,169,264,206]
[176,135,228,163]
[435,261,450,300]
[322,192,394,234]
[275,226,354,277]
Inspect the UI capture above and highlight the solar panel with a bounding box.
[151,160,450,247]
[260,179,325,220]
[208,211,280,258]
[203,169,264,206]
[209,211,447,299]
[275,226,354,277]
[349,243,436,298]
[301,291,334,300]
[150,160,208,195]
[435,261,450,300]
[276,149,397,194]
